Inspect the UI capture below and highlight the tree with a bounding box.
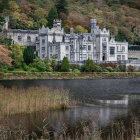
[84,58,95,72]
[0,0,9,13]
[51,55,58,72]
[0,45,12,71]
[9,43,25,67]
[0,14,5,32]
[75,25,88,33]
[47,7,58,29]
[61,57,70,72]
[31,57,46,72]
[55,0,68,17]
[23,47,35,65]
[44,56,53,72]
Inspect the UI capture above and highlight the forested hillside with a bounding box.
[0,0,140,44]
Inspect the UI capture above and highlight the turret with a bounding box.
[70,27,74,34]
[53,19,62,30]
[3,16,9,30]
[90,19,97,35]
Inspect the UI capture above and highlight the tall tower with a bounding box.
[90,19,97,36]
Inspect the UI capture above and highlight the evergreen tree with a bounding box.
[61,57,70,72]
[47,7,58,29]
[23,47,35,65]
[0,0,9,13]
[55,0,68,17]
[84,58,95,72]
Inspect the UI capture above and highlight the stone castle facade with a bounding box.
[5,18,128,63]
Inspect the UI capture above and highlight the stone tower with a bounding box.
[90,19,97,36]
[3,16,9,30]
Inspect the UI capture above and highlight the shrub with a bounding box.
[22,63,29,71]
[29,68,39,72]
[128,65,135,72]
[120,63,126,72]
[114,67,121,72]
[70,64,80,71]
[94,65,102,72]
[8,65,14,71]
[73,69,80,73]
[103,69,109,72]
[106,66,114,72]
[2,66,8,73]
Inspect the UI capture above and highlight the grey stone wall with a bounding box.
[128,50,140,59]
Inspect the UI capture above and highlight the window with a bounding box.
[50,54,52,59]
[50,46,52,52]
[110,47,115,55]
[66,54,69,58]
[88,54,92,59]
[117,55,121,61]
[42,39,45,45]
[122,46,125,52]
[18,36,22,41]
[102,38,106,41]
[88,45,91,51]
[122,55,125,60]
[65,46,69,51]
[42,47,45,51]
[27,36,31,42]
[42,54,45,58]
[82,45,86,50]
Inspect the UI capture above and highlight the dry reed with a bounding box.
[0,86,70,116]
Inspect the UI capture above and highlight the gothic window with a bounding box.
[18,36,22,41]
[50,54,52,59]
[122,46,125,52]
[42,47,45,51]
[110,47,115,55]
[102,38,106,41]
[50,46,52,52]
[88,54,92,59]
[88,45,91,51]
[66,54,69,58]
[88,36,90,41]
[27,36,31,42]
[82,45,86,50]
[42,54,45,58]
[117,55,121,61]
[65,46,69,51]
[42,39,45,45]
[122,55,125,60]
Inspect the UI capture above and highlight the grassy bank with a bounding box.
[1,72,140,80]
[0,86,70,116]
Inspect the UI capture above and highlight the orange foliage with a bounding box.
[0,45,12,66]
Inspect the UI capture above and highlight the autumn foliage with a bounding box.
[0,45,12,67]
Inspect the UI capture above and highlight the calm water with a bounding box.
[0,79,140,135]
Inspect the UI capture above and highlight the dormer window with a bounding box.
[27,36,31,42]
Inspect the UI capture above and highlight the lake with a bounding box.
[0,78,140,139]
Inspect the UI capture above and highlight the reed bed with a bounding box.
[0,86,70,116]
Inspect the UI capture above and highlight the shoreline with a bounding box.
[1,72,140,80]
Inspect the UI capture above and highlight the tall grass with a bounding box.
[0,86,70,116]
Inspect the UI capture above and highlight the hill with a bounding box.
[0,0,140,44]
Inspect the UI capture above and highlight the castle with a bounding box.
[5,18,128,63]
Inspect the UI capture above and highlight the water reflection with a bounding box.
[0,79,140,134]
